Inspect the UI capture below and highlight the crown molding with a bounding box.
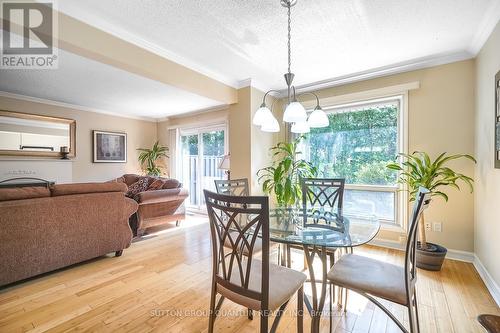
[467,1,500,55]
[237,78,272,94]
[0,91,158,122]
[157,104,229,123]
[276,51,473,96]
[54,7,239,89]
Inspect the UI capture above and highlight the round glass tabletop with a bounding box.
[268,207,380,248]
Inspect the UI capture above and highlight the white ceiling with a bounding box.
[2,0,498,120]
[58,0,500,90]
[0,47,223,120]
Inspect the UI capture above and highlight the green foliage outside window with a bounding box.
[304,105,399,186]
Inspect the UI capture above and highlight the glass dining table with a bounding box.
[268,207,380,333]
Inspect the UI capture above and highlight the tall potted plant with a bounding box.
[257,136,317,207]
[137,141,169,176]
[387,151,476,270]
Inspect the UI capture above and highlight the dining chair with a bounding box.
[327,187,431,333]
[214,178,249,196]
[298,177,347,319]
[214,178,262,256]
[205,190,306,333]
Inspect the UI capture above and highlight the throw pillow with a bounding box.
[126,177,150,198]
[162,179,180,189]
[147,179,165,191]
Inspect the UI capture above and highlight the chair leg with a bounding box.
[115,250,123,257]
[329,283,333,332]
[248,308,253,320]
[343,288,348,313]
[176,220,181,227]
[298,286,304,333]
[260,310,269,333]
[270,301,289,333]
[208,289,217,333]
[410,290,420,333]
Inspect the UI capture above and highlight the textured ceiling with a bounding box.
[58,0,499,89]
[0,48,222,120]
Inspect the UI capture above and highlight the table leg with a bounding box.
[302,245,328,333]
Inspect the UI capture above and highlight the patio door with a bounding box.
[179,126,226,211]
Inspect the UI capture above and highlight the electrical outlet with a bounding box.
[433,222,442,232]
[425,222,432,232]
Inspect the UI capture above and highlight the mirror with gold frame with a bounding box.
[0,110,76,158]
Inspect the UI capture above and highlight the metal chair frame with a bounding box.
[205,190,303,333]
[329,188,431,333]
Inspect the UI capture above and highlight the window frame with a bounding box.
[298,93,409,231]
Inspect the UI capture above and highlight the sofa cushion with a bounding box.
[0,186,51,202]
[162,179,180,189]
[147,179,165,191]
[126,178,150,198]
[51,183,128,197]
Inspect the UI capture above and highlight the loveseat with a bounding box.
[115,174,189,236]
[0,182,137,286]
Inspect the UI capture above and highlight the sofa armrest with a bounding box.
[135,188,188,205]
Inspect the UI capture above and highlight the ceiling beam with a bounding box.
[56,12,238,105]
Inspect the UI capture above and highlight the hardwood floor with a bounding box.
[1,215,498,333]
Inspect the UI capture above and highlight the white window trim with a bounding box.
[301,88,411,232]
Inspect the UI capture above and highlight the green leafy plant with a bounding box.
[257,136,317,207]
[387,151,476,251]
[137,141,169,176]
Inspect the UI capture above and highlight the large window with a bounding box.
[301,97,406,225]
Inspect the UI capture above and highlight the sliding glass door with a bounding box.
[180,126,226,211]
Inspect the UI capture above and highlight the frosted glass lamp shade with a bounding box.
[283,101,307,123]
[253,106,273,126]
[291,121,310,133]
[308,106,329,128]
[261,115,280,132]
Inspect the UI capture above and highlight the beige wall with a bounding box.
[293,60,476,252]
[0,96,157,182]
[474,22,500,286]
[157,86,275,195]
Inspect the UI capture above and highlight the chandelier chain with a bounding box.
[287,3,291,74]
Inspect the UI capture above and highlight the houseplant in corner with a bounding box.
[257,136,317,207]
[387,151,476,271]
[137,141,169,176]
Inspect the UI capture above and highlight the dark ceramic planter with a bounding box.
[416,242,447,271]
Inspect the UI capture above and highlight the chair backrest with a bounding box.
[214,178,249,196]
[301,178,346,230]
[405,187,431,296]
[204,190,270,310]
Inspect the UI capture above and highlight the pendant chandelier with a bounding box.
[252,0,329,133]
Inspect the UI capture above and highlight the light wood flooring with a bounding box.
[0,215,498,333]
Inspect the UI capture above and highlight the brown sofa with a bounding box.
[117,174,189,236]
[0,182,137,287]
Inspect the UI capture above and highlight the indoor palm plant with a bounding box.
[257,136,317,207]
[387,151,476,270]
[137,141,169,176]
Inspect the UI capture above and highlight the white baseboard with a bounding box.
[369,238,475,263]
[473,255,500,307]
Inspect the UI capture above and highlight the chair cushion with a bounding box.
[217,259,306,311]
[327,254,408,305]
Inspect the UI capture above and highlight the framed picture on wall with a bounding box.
[93,130,127,163]
[495,70,500,168]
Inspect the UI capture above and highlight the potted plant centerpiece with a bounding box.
[387,152,476,271]
[257,136,317,228]
[137,141,169,176]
